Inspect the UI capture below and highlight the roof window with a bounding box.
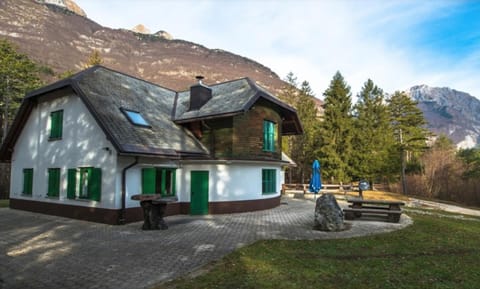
[121,108,151,127]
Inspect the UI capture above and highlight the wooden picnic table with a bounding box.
[343,197,405,223]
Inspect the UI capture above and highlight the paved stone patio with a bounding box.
[0,198,411,289]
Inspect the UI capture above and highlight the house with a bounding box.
[0,66,303,224]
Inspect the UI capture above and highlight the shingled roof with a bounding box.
[174,78,302,135]
[0,66,302,161]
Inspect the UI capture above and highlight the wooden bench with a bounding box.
[343,198,405,223]
[343,208,403,223]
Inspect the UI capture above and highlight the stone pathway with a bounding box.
[0,198,411,289]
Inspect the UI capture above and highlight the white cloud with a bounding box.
[75,0,480,99]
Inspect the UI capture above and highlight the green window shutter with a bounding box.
[47,168,60,197]
[262,169,276,194]
[23,169,33,195]
[142,168,156,195]
[67,168,77,199]
[49,110,63,139]
[262,169,267,193]
[57,110,63,138]
[270,170,276,193]
[88,168,102,201]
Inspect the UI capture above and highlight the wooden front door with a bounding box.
[190,171,209,215]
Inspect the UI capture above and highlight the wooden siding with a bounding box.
[196,102,282,160]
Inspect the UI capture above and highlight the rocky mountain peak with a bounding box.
[34,0,86,17]
[154,30,173,40]
[131,24,151,34]
[408,85,480,149]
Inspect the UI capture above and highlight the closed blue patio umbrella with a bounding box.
[309,160,322,195]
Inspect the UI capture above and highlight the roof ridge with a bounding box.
[178,77,250,93]
[85,65,179,93]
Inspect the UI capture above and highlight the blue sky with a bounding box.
[75,0,480,99]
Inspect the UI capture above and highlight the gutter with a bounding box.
[119,156,138,224]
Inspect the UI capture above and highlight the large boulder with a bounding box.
[313,193,346,231]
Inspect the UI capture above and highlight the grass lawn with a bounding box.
[0,199,9,208]
[157,210,480,289]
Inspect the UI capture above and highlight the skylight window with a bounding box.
[121,108,151,127]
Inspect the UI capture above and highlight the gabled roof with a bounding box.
[174,78,303,135]
[0,66,303,161]
[0,66,209,160]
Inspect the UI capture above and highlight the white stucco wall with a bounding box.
[10,92,118,209]
[119,156,180,208]
[121,159,283,208]
[178,163,282,203]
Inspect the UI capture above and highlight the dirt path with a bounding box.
[407,198,480,217]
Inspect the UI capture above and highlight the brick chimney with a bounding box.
[189,76,212,111]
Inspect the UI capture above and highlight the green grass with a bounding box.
[157,211,480,289]
[0,199,9,208]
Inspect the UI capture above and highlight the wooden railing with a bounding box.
[281,183,356,194]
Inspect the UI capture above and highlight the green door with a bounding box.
[190,171,209,215]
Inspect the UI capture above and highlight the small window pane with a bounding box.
[123,109,150,126]
[263,120,276,152]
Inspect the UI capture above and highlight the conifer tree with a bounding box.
[352,79,393,184]
[279,74,322,183]
[387,91,429,193]
[319,71,354,182]
[0,39,42,142]
[290,81,321,183]
[84,49,103,68]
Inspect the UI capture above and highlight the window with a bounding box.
[262,169,276,194]
[263,120,276,152]
[121,108,150,127]
[142,167,176,196]
[49,110,63,139]
[66,167,102,201]
[23,168,33,195]
[47,168,60,198]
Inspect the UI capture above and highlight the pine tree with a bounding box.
[84,49,103,68]
[387,91,429,193]
[290,81,321,183]
[352,79,393,185]
[279,74,322,183]
[319,71,354,182]
[0,39,43,142]
[281,72,300,106]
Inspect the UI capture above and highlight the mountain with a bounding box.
[408,85,480,149]
[34,0,87,17]
[6,0,477,150]
[0,0,287,94]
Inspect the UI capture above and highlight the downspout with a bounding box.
[119,156,138,224]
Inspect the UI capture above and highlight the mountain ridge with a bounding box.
[0,0,285,94]
[2,0,478,148]
[408,84,480,148]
